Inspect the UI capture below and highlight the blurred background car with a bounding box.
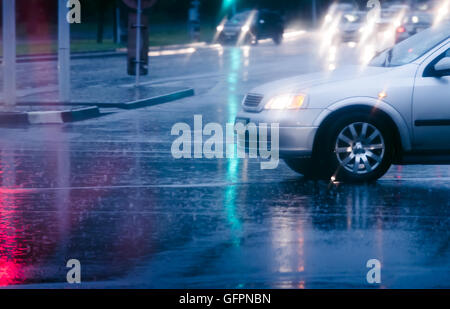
[367,3,410,48]
[336,11,366,43]
[322,1,359,28]
[216,9,284,46]
[396,10,433,43]
[327,1,359,16]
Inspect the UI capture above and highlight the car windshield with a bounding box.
[370,23,450,67]
[229,12,251,25]
[331,3,355,11]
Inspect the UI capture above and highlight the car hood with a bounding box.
[243,63,418,114]
[249,65,391,96]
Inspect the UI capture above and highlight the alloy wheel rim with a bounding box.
[334,122,385,175]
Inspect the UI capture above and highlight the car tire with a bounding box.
[272,33,283,45]
[318,112,394,182]
[243,33,254,46]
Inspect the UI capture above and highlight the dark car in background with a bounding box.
[396,11,433,43]
[216,9,284,45]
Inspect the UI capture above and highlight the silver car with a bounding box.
[236,23,450,182]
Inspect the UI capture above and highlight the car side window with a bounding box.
[423,48,450,77]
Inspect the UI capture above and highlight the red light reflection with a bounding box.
[0,197,25,287]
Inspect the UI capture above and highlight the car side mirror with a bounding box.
[434,57,450,73]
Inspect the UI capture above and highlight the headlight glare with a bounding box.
[241,25,250,33]
[265,94,306,110]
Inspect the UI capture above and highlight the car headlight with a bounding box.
[264,94,307,110]
[344,14,357,22]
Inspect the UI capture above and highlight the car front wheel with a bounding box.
[323,113,394,182]
[285,113,394,182]
[272,32,283,45]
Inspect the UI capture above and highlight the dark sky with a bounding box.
[8,0,412,33]
[11,0,354,23]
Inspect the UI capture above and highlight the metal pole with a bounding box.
[135,0,142,87]
[189,0,200,41]
[312,0,318,28]
[58,0,71,102]
[115,0,122,44]
[2,0,16,110]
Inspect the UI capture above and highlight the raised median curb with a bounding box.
[0,106,100,125]
[16,88,195,110]
[121,88,195,109]
[0,112,29,125]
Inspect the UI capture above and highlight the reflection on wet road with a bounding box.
[0,36,449,288]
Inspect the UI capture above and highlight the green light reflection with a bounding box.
[224,47,243,246]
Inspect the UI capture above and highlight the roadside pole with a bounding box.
[115,0,122,44]
[135,0,142,87]
[312,0,318,28]
[58,0,71,102]
[2,0,17,111]
[189,0,200,41]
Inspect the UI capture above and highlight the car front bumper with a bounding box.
[219,31,241,42]
[340,31,359,42]
[235,109,323,158]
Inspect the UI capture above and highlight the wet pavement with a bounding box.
[0,33,449,288]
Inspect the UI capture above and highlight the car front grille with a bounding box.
[243,93,264,108]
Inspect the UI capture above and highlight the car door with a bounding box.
[412,43,450,151]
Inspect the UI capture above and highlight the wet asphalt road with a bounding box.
[0,34,449,288]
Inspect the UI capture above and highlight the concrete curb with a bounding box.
[0,106,100,125]
[0,112,29,125]
[121,88,195,109]
[16,88,195,110]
